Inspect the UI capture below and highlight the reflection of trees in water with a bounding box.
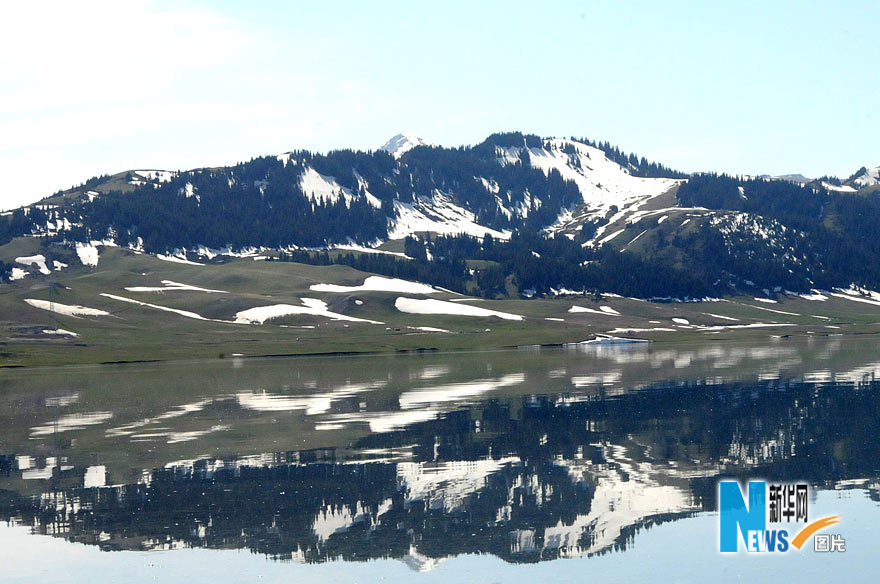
[2,378,880,566]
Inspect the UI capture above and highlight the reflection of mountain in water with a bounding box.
[2,377,880,568]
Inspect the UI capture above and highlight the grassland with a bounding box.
[3,237,880,368]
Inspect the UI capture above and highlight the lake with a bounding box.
[1,337,879,582]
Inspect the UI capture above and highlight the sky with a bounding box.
[1,0,878,210]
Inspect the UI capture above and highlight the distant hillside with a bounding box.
[2,132,880,299]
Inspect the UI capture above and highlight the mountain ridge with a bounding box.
[2,131,880,300]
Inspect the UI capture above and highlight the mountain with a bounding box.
[3,131,880,300]
[379,133,433,158]
[848,165,880,188]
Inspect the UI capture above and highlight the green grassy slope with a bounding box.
[3,238,880,367]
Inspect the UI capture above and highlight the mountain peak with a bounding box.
[380,133,432,158]
[851,165,880,188]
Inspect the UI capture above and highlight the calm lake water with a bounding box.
[2,337,879,582]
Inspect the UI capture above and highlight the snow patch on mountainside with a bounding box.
[569,305,620,316]
[708,212,808,269]
[380,134,433,158]
[852,166,880,188]
[234,298,383,325]
[124,280,228,293]
[24,299,110,317]
[328,242,411,259]
[823,182,857,193]
[395,297,522,320]
[388,191,511,240]
[15,255,50,275]
[533,139,679,208]
[299,166,381,208]
[42,328,78,337]
[496,139,680,240]
[276,152,296,167]
[156,254,205,266]
[100,294,209,321]
[311,276,437,294]
[132,170,176,184]
[76,242,100,267]
[828,286,880,307]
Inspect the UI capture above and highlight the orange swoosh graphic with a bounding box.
[791,515,840,550]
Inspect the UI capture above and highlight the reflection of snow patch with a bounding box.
[398,374,524,409]
[317,409,440,433]
[106,399,214,438]
[397,457,519,513]
[237,381,384,415]
[579,336,651,345]
[547,443,697,556]
[166,425,229,444]
[83,466,106,488]
[571,371,623,386]
[312,502,370,541]
[30,412,114,437]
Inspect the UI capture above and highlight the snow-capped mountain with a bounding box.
[493,138,681,241]
[851,165,880,188]
[379,133,433,158]
[5,131,880,300]
[20,132,682,254]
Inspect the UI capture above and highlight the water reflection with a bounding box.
[3,343,880,568]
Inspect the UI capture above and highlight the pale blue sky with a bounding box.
[1,0,877,209]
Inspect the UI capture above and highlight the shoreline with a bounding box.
[1,328,871,371]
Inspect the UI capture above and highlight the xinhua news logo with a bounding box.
[718,480,845,553]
